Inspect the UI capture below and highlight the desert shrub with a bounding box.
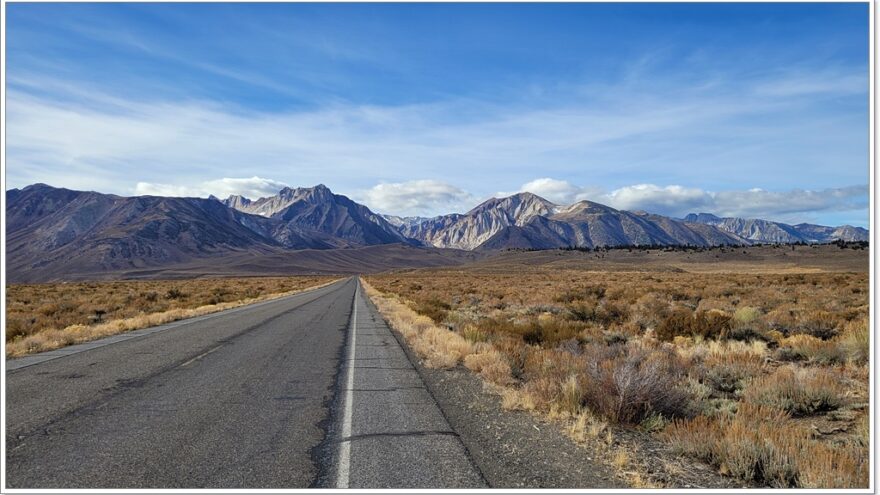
[564,299,627,326]
[5,316,35,341]
[733,306,761,325]
[665,402,867,488]
[493,336,531,381]
[566,301,597,322]
[795,311,840,340]
[568,409,609,442]
[721,404,807,486]
[665,404,801,487]
[413,297,452,323]
[554,285,605,303]
[655,308,693,341]
[603,331,628,346]
[461,324,489,343]
[597,300,628,325]
[726,325,769,343]
[775,334,846,365]
[165,288,185,300]
[580,344,693,424]
[501,317,583,347]
[695,350,764,397]
[557,375,584,416]
[742,366,845,416]
[632,293,671,329]
[835,318,869,364]
[656,308,732,342]
[797,442,868,489]
[464,349,514,386]
[6,276,335,355]
[663,414,724,462]
[639,412,668,433]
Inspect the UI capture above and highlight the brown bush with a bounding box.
[698,354,764,397]
[580,344,693,424]
[797,442,868,489]
[664,403,867,488]
[741,366,846,416]
[835,318,869,364]
[365,265,868,488]
[775,334,846,365]
[413,297,451,323]
[656,308,732,342]
[796,310,840,340]
[464,349,514,386]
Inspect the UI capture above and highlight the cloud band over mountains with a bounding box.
[132,176,867,225]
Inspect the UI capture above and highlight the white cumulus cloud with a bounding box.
[516,178,604,205]
[134,176,288,199]
[605,184,711,213]
[359,180,476,217]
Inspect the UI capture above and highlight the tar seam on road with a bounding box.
[178,344,224,367]
[335,280,358,489]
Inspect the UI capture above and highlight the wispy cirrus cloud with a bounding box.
[6,63,867,197]
[5,2,868,227]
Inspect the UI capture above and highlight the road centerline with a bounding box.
[335,279,359,489]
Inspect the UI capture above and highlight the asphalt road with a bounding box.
[5,277,484,489]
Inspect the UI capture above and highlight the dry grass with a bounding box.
[664,403,868,488]
[365,261,868,488]
[361,282,472,369]
[6,276,338,357]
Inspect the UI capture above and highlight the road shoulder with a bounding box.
[363,292,626,489]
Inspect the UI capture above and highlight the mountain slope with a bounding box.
[477,201,747,250]
[399,192,557,250]
[7,183,867,281]
[6,184,290,282]
[683,213,869,243]
[223,185,413,247]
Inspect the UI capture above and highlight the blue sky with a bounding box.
[5,3,870,226]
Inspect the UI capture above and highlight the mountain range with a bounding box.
[5,183,868,281]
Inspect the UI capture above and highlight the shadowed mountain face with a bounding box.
[6,184,289,281]
[682,213,869,243]
[5,183,868,282]
[5,184,412,282]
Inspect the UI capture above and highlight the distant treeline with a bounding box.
[505,239,869,254]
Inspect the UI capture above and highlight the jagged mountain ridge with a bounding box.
[471,198,747,250]
[396,192,557,250]
[5,184,411,281]
[394,196,867,250]
[6,184,288,280]
[5,183,868,281]
[221,184,411,247]
[682,213,869,243]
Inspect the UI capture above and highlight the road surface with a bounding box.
[5,277,485,488]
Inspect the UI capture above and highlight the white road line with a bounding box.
[336,280,359,489]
